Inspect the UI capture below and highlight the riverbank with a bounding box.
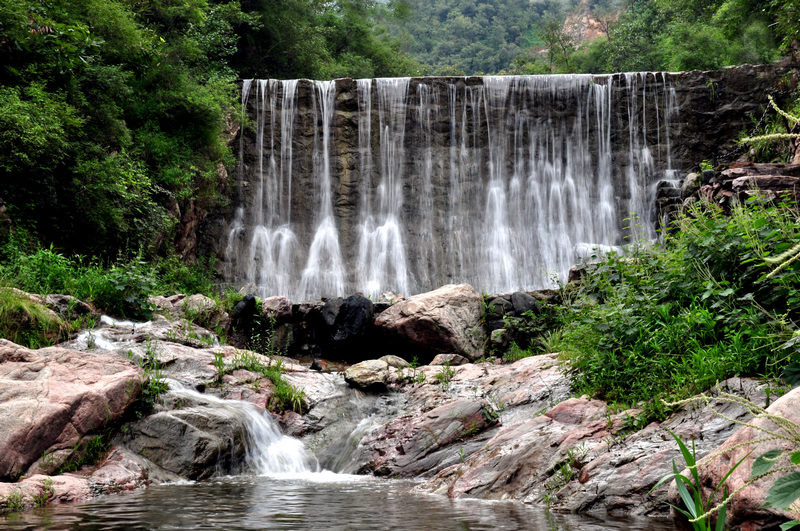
[1,281,798,528]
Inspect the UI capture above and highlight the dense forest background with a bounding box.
[0,0,798,265]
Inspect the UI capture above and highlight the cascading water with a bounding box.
[226,73,678,300]
[166,381,319,475]
[298,81,346,299]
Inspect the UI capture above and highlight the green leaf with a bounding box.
[752,450,782,479]
[792,452,800,465]
[765,472,800,509]
[780,521,800,531]
[675,472,699,519]
[716,497,727,531]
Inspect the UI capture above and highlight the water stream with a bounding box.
[8,475,675,530]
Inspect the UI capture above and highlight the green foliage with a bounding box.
[503,341,536,363]
[379,0,574,74]
[658,392,800,527]
[650,429,747,530]
[129,343,169,414]
[0,235,218,318]
[1,489,25,515]
[234,0,418,79]
[742,92,800,164]
[505,0,784,75]
[434,361,455,390]
[213,352,226,383]
[558,200,799,420]
[218,348,307,413]
[0,0,246,259]
[31,478,54,509]
[0,288,68,348]
[55,435,109,474]
[502,303,566,356]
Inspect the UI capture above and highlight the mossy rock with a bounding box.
[0,288,69,348]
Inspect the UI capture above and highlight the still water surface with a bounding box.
[5,473,675,530]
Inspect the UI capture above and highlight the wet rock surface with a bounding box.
[418,378,768,519]
[120,393,251,480]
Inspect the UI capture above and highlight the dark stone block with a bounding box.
[511,292,538,315]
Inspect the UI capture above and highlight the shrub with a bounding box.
[556,199,799,419]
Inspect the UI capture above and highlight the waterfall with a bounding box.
[167,381,319,475]
[299,80,346,299]
[226,74,678,300]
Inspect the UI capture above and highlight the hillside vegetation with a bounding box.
[384,0,796,75]
[0,0,414,262]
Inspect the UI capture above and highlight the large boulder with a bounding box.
[360,398,499,477]
[684,387,800,528]
[331,294,374,344]
[262,296,292,322]
[120,390,252,480]
[374,284,486,360]
[0,340,142,481]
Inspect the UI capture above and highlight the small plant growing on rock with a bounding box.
[57,435,109,474]
[653,393,800,530]
[32,478,54,509]
[435,361,455,390]
[128,343,168,414]
[2,489,25,514]
[212,352,226,383]
[649,429,747,531]
[483,400,504,423]
[503,341,535,363]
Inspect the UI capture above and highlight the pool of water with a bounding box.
[4,473,675,530]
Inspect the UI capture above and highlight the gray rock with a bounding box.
[429,353,470,366]
[343,359,390,391]
[361,398,498,477]
[321,297,344,327]
[262,296,292,322]
[379,355,410,368]
[511,292,538,315]
[43,294,95,320]
[681,172,701,199]
[332,295,374,343]
[490,329,507,346]
[121,392,251,480]
[487,296,513,315]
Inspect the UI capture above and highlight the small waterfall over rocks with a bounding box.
[225,73,679,300]
[166,381,319,476]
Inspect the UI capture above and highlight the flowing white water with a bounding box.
[298,80,346,299]
[226,74,678,300]
[166,381,319,475]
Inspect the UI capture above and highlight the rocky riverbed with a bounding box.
[1,284,798,528]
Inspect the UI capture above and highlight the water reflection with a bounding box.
[5,474,675,530]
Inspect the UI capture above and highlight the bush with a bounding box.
[0,234,218,319]
[536,199,799,419]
